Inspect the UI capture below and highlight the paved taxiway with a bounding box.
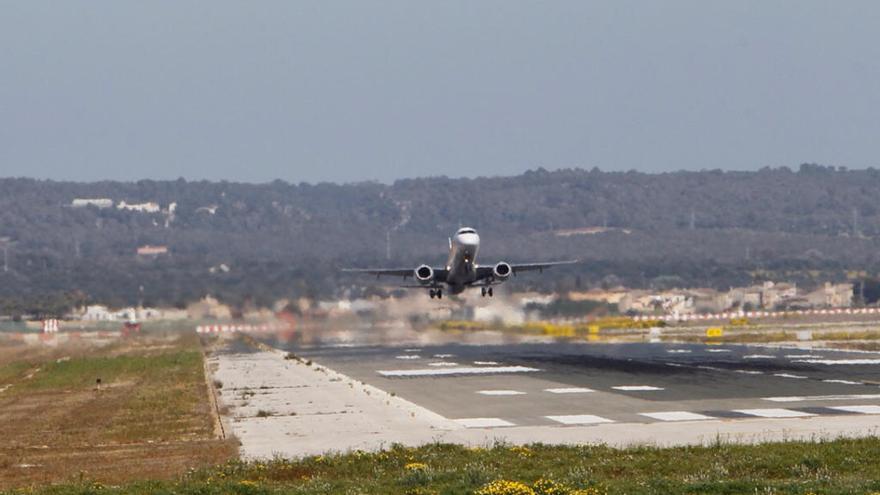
[269,340,880,430]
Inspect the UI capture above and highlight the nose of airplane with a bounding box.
[457,232,480,247]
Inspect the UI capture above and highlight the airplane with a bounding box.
[343,227,577,299]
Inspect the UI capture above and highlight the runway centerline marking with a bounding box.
[454,418,515,428]
[473,361,499,365]
[763,394,880,403]
[773,373,807,379]
[640,411,714,422]
[377,365,541,377]
[734,369,764,375]
[433,354,455,358]
[612,385,664,391]
[829,405,880,414]
[823,379,863,385]
[427,362,459,367]
[477,390,526,396]
[545,387,595,394]
[735,408,815,418]
[707,349,732,353]
[792,359,880,365]
[395,355,421,360]
[545,414,614,425]
[744,354,775,359]
[667,349,691,354]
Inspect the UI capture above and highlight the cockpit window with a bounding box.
[458,228,476,234]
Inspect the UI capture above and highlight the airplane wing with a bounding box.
[342,267,449,282]
[475,260,578,280]
[509,260,579,274]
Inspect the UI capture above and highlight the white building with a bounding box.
[80,305,116,321]
[117,201,161,213]
[71,198,113,209]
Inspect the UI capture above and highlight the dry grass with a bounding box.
[0,330,237,489]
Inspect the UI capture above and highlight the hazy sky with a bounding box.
[1,1,879,184]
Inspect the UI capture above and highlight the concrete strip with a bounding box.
[209,349,463,459]
[640,411,713,422]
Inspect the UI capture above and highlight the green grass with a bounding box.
[11,437,880,494]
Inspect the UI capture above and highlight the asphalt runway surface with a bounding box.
[256,337,880,430]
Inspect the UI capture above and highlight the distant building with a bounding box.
[117,201,161,213]
[137,245,168,257]
[71,198,113,209]
[806,283,854,308]
[80,305,116,321]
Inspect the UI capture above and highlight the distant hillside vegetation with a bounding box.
[1,164,879,315]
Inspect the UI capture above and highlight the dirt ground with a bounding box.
[0,330,237,489]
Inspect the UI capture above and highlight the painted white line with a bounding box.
[822,379,863,385]
[639,411,714,422]
[665,363,686,368]
[735,408,815,418]
[612,385,664,391]
[545,387,595,394]
[829,405,880,414]
[433,354,455,358]
[773,373,807,379]
[696,365,723,371]
[785,354,824,359]
[477,390,526,396]
[428,362,459,367]
[403,348,421,352]
[764,394,880,403]
[395,355,421,360]
[454,418,515,428]
[377,366,541,377]
[793,359,880,365]
[744,354,775,359]
[473,361,499,365]
[545,414,614,425]
[667,349,691,354]
[707,349,732,353]
[734,369,764,375]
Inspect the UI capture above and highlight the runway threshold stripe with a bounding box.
[829,405,880,414]
[763,394,880,402]
[377,365,541,377]
[545,414,614,425]
[545,387,595,394]
[477,390,526,396]
[734,408,815,418]
[612,385,664,391]
[639,411,714,422]
[454,418,516,428]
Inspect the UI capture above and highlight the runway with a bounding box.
[263,339,880,430]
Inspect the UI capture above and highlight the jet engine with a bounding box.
[493,262,512,280]
[414,264,434,285]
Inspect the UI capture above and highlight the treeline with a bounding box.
[1,164,880,316]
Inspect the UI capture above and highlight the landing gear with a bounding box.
[429,289,443,299]
[488,287,493,297]
[481,287,486,297]
[481,287,494,297]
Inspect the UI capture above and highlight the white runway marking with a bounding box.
[612,385,664,391]
[545,414,614,425]
[763,394,880,403]
[640,411,714,422]
[785,354,824,359]
[404,348,421,352]
[377,365,540,377]
[792,359,880,365]
[545,387,595,394]
[773,373,807,379]
[735,408,815,418]
[473,361,499,365]
[395,355,421,360]
[734,369,764,375]
[667,349,691,354]
[707,349,732,353]
[666,363,686,368]
[433,354,455,358]
[428,362,459,367]
[454,418,515,428]
[696,365,723,371]
[822,379,863,385]
[829,405,880,414]
[477,390,526,396]
[744,354,775,359]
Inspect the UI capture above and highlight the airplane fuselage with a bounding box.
[444,229,480,293]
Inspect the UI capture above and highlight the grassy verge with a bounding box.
[9,437,880,494]
[0,331,236,489]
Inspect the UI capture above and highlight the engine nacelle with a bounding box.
[414,264,434,285]
[493,261,512,280]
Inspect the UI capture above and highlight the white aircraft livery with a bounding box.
[344,227,576,299]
